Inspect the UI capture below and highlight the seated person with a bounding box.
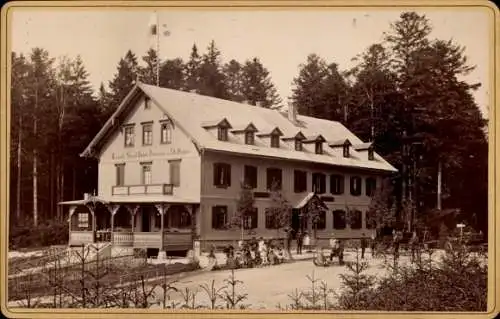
[314,246,328,266]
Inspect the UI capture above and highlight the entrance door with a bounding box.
[142,208,150,232]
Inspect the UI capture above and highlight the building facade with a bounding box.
[60,82,397,253]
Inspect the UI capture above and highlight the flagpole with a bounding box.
[156,11,160,87]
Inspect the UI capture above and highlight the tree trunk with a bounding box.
[33,86,38,227]
[16,116,22,223]
[437,160,442,210]
[50,151,55,219]
[72,165,76,199]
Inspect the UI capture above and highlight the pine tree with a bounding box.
[108,50,139,108]
[138,48,160,85]
[291,54,328,118]
[198,40,229,99]
[159,58,185,89]
[184,44,201,93]
[240,57,282,108]
[321,62,350,122]
[223,59,244,102]
[10,52,31,223]
[25,48,57,226]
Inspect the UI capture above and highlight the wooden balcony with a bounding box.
[111,183,174,196]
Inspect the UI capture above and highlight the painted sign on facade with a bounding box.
[111,148,189,160]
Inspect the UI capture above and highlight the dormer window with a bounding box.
[368,148,374,160]
[304,135,326,154]
[271,134,280,148]
[245,131,255,145]
[202,118,233,142]
[218,127,228,141]
[343,144,350,157]
[315,142,323,154]
[329,139,352,158]
[295,139,303,151]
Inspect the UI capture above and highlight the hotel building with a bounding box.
[60,82,397,253]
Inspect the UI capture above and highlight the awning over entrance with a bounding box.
[293,192,328,210]
[59,195,200,206]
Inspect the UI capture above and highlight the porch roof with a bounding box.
[293,192,328,210]
[58,195,199,206]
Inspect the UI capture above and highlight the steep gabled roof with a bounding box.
[82,83,397,173]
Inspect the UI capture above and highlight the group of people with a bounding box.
[219,237,287,269]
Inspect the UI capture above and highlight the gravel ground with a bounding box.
[149,250,445,310]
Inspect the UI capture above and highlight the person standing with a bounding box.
[409,231,419,263]
[296,230,303,255]
[360,234,368,259]
[370,232,377,258]
[338,239,345,265]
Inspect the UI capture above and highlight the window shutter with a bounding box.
[226,164,231,186]
[213,164,218,186]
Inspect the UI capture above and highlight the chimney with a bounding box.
[288,103,297,123]
[84,193,91,200]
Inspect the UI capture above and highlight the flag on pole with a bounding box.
[148,12,158,36]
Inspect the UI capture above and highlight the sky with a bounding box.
[10,7,492,119]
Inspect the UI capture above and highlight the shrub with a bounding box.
[9,219,69,250]
[336,244,487,311]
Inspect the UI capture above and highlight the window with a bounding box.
[243,207,258,229]
[244,165,258,189]
[169,209,192,228]
[349,210,362,229]
[313,211,326,230]
[271,134,280,148]
[368,148,375,160]
[312,173,326,194]
[115,164,125,186]
[212,206,228,229]
[330,174,344,195]
[366,177,377,196]
[333,210,346,229]
[315,142,323,154]
[142,123,153,145]
[266,168,282,190]
[78,213,89,229]
[124,126,135,147]
[265,208,277,229]
[218,127,228,141]
[343,144,350,157]
[169,160,181,187]
[350,176,362,196]
[141,163,152,185]
[213,163,231,187]
[244,131,255,145]
[144,97,151,109]
[160,121,172,144]
[294,170,307,193]
[295,139,303,151]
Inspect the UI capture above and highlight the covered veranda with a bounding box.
[59,195,199,252]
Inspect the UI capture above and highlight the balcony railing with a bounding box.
[69,230,193,250]
[111,183,174,196]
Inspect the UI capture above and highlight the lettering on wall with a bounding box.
[112,148,189,160]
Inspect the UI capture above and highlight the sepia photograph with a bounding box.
[1,1,497,316]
